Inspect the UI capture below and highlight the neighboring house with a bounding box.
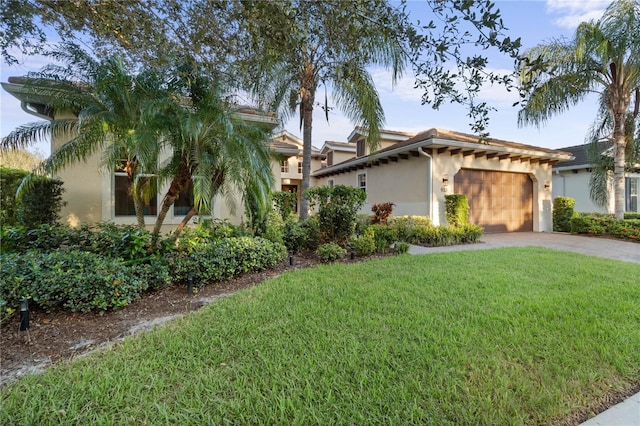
[552,143,640,214]
[314,128,573,233]
[270,130,325,213]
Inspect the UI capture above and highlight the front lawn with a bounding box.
[2,247,639,424]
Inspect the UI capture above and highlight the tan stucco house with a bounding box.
[4,76,574,233]
[552,143,640,214]
[315,128,573,233]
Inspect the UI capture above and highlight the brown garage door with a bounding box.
[454,169,533,233]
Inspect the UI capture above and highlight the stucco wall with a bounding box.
[552,170,612,213]
[316,152,555,232]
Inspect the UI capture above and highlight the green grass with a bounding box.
[2,247,640,424]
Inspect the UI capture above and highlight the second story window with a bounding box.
[281,159,289,173]
[297,160,302,174]
[356,139,365,158]
[327,151,334,166]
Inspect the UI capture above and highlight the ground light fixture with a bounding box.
[187,271,194,294]
[289,252,294,266]
[20,299,29,331]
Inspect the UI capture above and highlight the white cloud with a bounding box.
[545,0,610,28]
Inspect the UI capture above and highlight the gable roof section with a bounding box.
[313,127,574,178]
[552,142,612,171]
[319,140,356,154]
[347,127,416,143]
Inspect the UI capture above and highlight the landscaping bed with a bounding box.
[0,251,324,388]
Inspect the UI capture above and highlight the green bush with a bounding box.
[553,197,576,232]
[300,216,321,250]
[445,194,469,227]
[316,243,346,263]
[283,218,306,253]
[272,191,297,220]
[570,213,640,241]
[263,211,285,246]
[625,212,640,220]
[394,242,410,254]
[353,227,376,256]
[168,237,287,285]
[0,166,65,228]
[1,250,146,317]
[389,216,432,242]
[305,185,366,245]
[370,224,398,253]
[172,219,249,253]
[402,223,483,246]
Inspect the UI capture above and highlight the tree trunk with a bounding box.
[612,120,626,220]
[151,162,191,246]
[132,190,146,229]
[299,64,317,221]
[611,80,629,220]
[164,207,197,246]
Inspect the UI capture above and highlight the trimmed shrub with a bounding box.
[283,218,306,253]
[389,215,432,242]
[305,185,366,245]
[570,213,640,241]
[370,224,398,253]
[0,167,65,228]
[394,242,410,254]
[300,216,321,250]
[371,202,395,224]
[168,237,287,285]
[625,212,640,220]
[1,250,146,316]
[263,211,285,246]
[172,219,250,253]
[316,243,346,263]
[353,227,376,256]
[553,197,576,232]
[402,223,483,246]
[445,194,469,227]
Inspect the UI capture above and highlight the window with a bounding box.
[328,179,334,188]
[357,173,366,192]
[297,160,302,174]
[174,181,194,216]
[114,175,157,216]
[627,177,639,212]
[326,151,334,166]
[356,139,365,158]
[281,159,289,173]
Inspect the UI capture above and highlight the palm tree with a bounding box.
[242,0,405,220]
[150,65,274,245]
[1,53,167,228]
[518,0,640,219]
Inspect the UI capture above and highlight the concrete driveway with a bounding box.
[408,232,640,264]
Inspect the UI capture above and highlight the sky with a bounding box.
[0,0,613,156]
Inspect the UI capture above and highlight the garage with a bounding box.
[454,169,533,233]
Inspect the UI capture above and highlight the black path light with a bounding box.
[19,298,30,331]
[187,271,194,294]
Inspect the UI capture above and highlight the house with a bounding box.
[314,128,573,233]
[552,143,640,213]
[270,130,325,212]
[3,75,576,233]
[2,77,284,230]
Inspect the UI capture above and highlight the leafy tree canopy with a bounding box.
[2,0,523,135]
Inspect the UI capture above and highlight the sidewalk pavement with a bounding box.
[409,232,640,425]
